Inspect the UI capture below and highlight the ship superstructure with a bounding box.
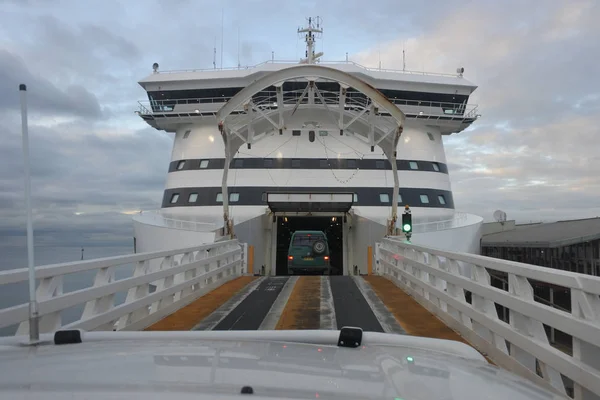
[132,17,483,275]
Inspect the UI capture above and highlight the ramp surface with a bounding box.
[145,276,257,331]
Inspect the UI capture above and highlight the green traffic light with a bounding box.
[403,224,411,232]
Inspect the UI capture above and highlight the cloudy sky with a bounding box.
[1,0,599,258]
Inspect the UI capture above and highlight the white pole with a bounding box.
[19,84,39,343]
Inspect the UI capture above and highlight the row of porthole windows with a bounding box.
[176,159,441,171]
[377,193,447,205]
[170,192,446,206]
[170,192,241,204]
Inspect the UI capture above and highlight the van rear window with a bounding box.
[292,234,325,246]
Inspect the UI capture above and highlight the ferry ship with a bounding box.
[132,17,483,275]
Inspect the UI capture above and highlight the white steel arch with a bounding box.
[216,64,407,238]
[216,64,406,126]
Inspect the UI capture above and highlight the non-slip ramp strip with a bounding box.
[212,277,289,330]
[145,276,257,331]
[259,276,298,330]
[275,276,321,330]
[330,276,384,332]
[319,276,337,330]
[363,276,468,343]
[352,276,405,334]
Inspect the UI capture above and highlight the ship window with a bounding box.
[291,159,301,168]
[292,130,301,136]
[409,161,419,170]
[309,130,315,142]
[230,193,240,202]
[438,195,446,205]
[427,132,435,141]
[319,159,328,168]
[183,130,191,139]
[347,159,357,169]
[188,193,198,203]
[398,194,403,204]
[353,193,358,202]
[376,160,385,169]
[199,160,209,168]
[379,193,390,203]
[262,192,267,202]
[176,161,186,170]
[420,194,430,204]
[233,159,243,168]
[216,193,223,202]
[319,130,328,136]
[264,159,273,168]
[432,162,440,172]
[170,194,179,204]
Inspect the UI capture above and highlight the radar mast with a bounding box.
[298,16,323,64]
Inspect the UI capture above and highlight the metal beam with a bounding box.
[290,83,310,117]
[343,106,369,130]
[368,104,376,148]
[308,80,315,105]
[374,125,398,147]
[275,85,284,130]
[219,124,232,238]
[338,86,346,130]
[247,106,254,145]
[389,129,402,235]
[313,83,341,127]
[250,102,279,130]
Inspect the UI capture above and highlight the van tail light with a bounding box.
[288,256,294,260]
[324,256,329,260]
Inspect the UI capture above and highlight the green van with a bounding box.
[287,230,331,275]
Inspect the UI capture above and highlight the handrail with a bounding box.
[375,238,600,399]
[137,94,479,120]
[0,240,246,335]
[140,94,474,110]
[133,210,218,232]
[411,212,470,233]
[152,59,464,79]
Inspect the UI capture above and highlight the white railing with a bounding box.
[137,93,479,122]
[133,210,218,232]
[376,238,600,400]
[153,59,464,78]
[0,240,246,335]
[411,212,470,234]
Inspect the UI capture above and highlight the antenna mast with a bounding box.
[213,37,217,69]
[298,16,323,64]
[402,43,406,71]
[220,9,224,68]
[237,27,241,68]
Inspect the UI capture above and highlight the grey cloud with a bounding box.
[0,120,172,233]
[354,0,600,222]
[0,51,103,118]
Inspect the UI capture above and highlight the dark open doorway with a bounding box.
[275,216,344,276]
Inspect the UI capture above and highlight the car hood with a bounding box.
[0,331,564,400]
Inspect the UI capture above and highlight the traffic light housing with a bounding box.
[402,212,412,233]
